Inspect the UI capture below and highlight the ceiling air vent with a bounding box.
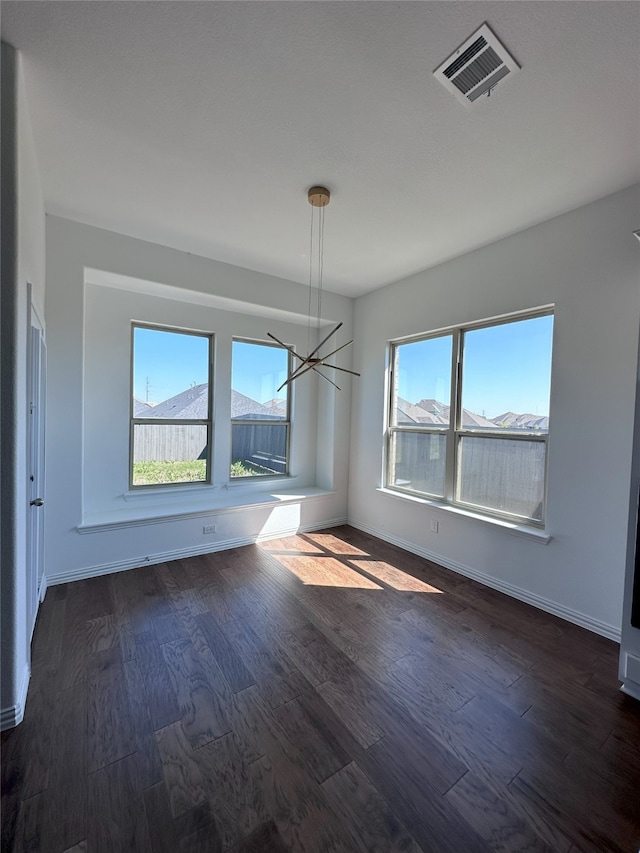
[434,23,520,106]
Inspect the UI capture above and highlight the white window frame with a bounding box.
[130,322,214,490]
[386,308,553,527]
[230,337,292,480]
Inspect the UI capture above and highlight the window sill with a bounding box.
[78,485,334,533]
[376,487,551,544]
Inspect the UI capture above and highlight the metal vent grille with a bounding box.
[434,23,520,106]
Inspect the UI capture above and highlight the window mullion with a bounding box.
[445,329,461,503]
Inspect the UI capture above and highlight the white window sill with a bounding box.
[78,485,334,533]
[376,487,551,544]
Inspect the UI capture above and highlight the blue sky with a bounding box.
[133,327,288,404]
[396,314,554,419]
[134,315,553,416]
[231,340,288,403]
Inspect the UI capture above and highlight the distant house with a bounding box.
[133,384,285,466]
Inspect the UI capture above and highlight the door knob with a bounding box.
[30,498,44,507]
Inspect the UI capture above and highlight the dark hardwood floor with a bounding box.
[2,526,639,853]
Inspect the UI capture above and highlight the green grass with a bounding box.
[230,459,274,478]
[132,459,207,485]
[133,458,277,484]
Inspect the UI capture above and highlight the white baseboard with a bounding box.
[620,680,640,701]
[348,519,621,643]
[39,572,48,603]
[0,663,30,731]
[46,516,348,586]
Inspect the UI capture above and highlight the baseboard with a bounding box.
[39,572,48,603]
[0,663,30,731]
[620,680,640,701]
[349,519,621,643]
[46,516,348,586]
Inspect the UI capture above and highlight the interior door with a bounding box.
[27,296,46,637]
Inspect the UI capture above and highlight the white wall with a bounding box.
[349,186,640,639]
[1,44,46,728]
[45,216,354,584]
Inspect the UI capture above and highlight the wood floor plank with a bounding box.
[37,683,88,853]
[6,527,639,853]
[224,819,290,853]
[135,630,182,731]
[162,637,232,748]
[88,753,151,853]
[196,733,270,847]
[122,657,164,788]
[87,659,136,773]
[272,695,351,783]
[195,611,256,693]
[445,770,556,852]
[155,722,208,820]
[360,736,492,853]
[1,759,23,853]
[321,760,424,853]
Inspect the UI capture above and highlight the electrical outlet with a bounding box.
[430,520,439,534]
[203,524,216,534]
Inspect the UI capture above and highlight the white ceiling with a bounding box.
[3,1,639,298]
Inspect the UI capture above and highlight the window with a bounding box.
[387,310,554,525]
[231,339,291,478]
[130,325,213,487]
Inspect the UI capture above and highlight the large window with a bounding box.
[231,339,291,478]
[387,310,554,525]
[130,325,213,487]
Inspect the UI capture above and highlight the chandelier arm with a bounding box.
[312,367,341,391]
[266,332,306,363]
[276,359,319,392]
[306,322,343,361]
[326,365,361,377]
[287,355,319,382]
[312,339,353,362]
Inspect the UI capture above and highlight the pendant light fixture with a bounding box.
[268,186,360,392]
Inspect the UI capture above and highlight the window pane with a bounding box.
[232,340,288,420]
[132,424,208,485]
[231,423,288,477]
[461,315,553,430]
[393,336,452,426]
[133,327,209,417]
[457,436,545,521]
[388,431,447,498]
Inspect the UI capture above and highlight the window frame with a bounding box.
[129,322,214,490]
[230,337,292,481]
[386,308,553,527]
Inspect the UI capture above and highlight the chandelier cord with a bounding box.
[307,202,315,355]
[318,204,325,333]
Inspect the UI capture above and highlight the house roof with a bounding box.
[2,1,638,297]
[141,385,282,421]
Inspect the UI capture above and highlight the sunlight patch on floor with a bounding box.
[303,533,371,556]
[259,535,324,554]
[274,554,383,589]
[349,560,444,593]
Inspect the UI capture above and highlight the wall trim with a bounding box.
[620,681,640,701]
[349,518,621,643]
[46,516,348,586]
[0,663,30,731]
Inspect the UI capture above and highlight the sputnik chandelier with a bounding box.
[268,186,360,392]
